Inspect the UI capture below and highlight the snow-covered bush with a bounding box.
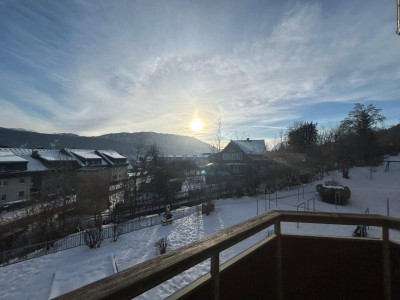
[316,181,351,205]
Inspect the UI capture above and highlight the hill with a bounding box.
[0,127,211,156]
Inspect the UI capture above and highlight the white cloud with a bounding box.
[1,0,399,141]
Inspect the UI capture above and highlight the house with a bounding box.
[201,139,270,190]
[219,138,268,177]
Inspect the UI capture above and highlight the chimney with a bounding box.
[246,138,250,141]
[32,150,39,159]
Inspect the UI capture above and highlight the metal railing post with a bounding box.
[211,253,220,300]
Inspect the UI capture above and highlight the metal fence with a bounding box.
[1,207,192,267]
[1,167,330,267]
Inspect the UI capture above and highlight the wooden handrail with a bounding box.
[55,211,400,300]
[276,210,400,231]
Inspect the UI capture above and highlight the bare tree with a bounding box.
[210,117,224,154]
[230,130,248,141]
[111,223,122,242]
[133,132,147,162]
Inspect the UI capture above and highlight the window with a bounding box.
[232,165,240,173]
[0,194,6,201]
[18,191,25,199]
[19,178,25,184]
[223,153,242,161]
[0,180,7,187]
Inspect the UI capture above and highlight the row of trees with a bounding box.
[282,103,396,166]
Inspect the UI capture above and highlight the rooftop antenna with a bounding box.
[397,0,400,35]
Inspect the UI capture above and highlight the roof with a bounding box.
[0,149,27,163]
[0,148,47,171]
[63,149,107,167]
[231,140,266,155]
[36,149,73,161]
[97,150,126,160]
[68,149,102,159]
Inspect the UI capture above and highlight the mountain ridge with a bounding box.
[0,127,211,157]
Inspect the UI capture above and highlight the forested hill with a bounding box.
[0,127,211,156]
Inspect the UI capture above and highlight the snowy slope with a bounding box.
[0,157,399,299]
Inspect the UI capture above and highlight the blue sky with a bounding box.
[0,0,399,146]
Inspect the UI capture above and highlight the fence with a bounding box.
[0,168,329,267]
[1,206,193,267]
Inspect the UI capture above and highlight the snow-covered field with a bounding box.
[1,157,399,299]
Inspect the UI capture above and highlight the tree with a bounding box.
[211,117,224,154]
[287,121,318,155]
[132,132,147,162]
[339,103,385,162]
[210,117,225,197]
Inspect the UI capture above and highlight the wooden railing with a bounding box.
[55,211,400,300]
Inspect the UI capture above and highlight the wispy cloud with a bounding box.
[0,0,399,141]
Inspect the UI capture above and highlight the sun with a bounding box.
[190,118,203,133]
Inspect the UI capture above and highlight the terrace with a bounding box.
[55,211,400,300]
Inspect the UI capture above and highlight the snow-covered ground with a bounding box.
[1,157,399,299]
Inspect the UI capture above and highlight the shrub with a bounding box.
[316,182,351,205]
[83,227,104,249]
[155,237,169,255]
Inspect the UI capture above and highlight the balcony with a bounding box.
[55,211,400,300]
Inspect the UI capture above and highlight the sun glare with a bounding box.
[190,118,203,133]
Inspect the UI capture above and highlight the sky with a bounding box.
[0,0,399,146]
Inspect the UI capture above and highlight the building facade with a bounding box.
[0,148,128,209]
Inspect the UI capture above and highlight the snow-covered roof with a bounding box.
[0,148,47,171]
[98,150,126,160]
[69,149,102,159]
[0,149,27,163]
[36,149,73,161]
[63,149,107,167]
[231,140,266,155]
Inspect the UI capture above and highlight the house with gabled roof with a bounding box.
[219,138,268,176]
[206,138,273,192]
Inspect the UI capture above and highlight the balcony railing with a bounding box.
[55,211,400,300]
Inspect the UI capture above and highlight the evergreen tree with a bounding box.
[287,121,318,155]
[339,103,385,162]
